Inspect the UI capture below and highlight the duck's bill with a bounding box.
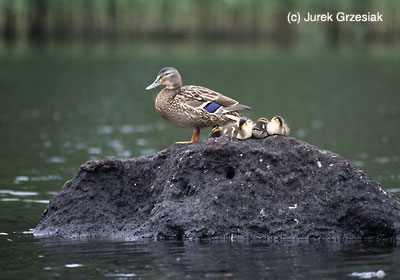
[145,78,160,90]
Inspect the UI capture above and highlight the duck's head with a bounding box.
[146,67,182,90]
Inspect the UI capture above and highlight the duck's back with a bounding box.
[181,85,239,107]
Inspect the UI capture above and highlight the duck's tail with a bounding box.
[223,103,251,113]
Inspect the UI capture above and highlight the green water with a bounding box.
[0,43,399,278]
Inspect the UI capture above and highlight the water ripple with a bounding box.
[14,176,30,184]
[374,156,399,164]
[0,190,39,196]
[354,161,365,167]
[140,148,156,156]
[65,264,84,268]
[48,156,66,163]
[105,273,137,278]
[311,120,322,129]
[386,188,400,193]
[75,142,86,150]
[117,150,131,158]
[88,147,102,155]
[120,122,166,134]
[98,125,114,135]
[136,138,147,146]
[43,140,52,148]
[296,129,307,138]
[120,125,135,134]
[110,140,123,152]
[31,175,62,182]
[47,191,58,196]
[1,198,20,202]
[22,199,49,204]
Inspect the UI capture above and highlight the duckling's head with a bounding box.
[146,67,182,90]
[268,115,290,136]
[256,117,269,126]
[252,117,269,138]
[238,118,250,129]
[209,125,222,138]
[236,117,253,140]
[270,116,283,127]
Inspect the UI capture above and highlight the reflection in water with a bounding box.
[17,239,396,280]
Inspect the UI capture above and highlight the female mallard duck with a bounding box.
[266,115,290,136]
[252,117,269,138]
[146,67,250,143]
[209,117,253,140]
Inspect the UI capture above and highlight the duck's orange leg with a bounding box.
[191,127,200,142]
[176,128,200,144]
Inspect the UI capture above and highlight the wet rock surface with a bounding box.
[34,136,400,240]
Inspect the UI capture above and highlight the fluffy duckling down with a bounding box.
[209,117,253,140]
[266,115,290,136]
[252,117,269,138]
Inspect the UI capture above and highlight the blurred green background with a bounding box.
[0,0,399,47]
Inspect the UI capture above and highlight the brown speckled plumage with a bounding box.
[155,88,241,129]
[146,67,250,142]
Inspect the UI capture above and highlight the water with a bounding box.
[0,43,399,278]
[1,237,400,279]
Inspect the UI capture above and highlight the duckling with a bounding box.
[235,117,253,140]
[219,120,240,138]
[146,67,250,143]
[208,117,253,140]
[208,125,223,138]
[252,117,269,138]
[266,115,290,136]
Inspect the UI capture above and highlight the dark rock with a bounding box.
[34,136,400,240]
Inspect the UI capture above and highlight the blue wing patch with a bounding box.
[204,102,222,113]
